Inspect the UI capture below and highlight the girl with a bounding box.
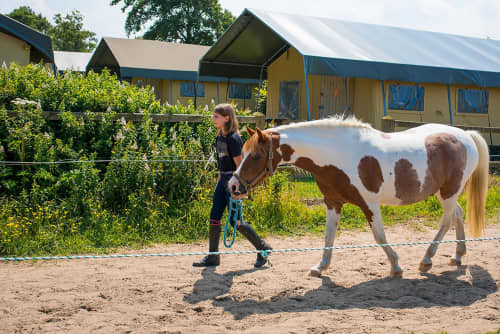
[193,104,272,268]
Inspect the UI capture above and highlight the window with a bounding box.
[135,78,160,99]
[457,89,488,114]
[228,84,252,99]
[279,81,300,120]
[388,84,424,111]
[180,82,205,97]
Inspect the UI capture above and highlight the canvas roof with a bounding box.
[0,13,54,66]
[199,8,500,87]
[54,51,92,72]
[87,37,257,83]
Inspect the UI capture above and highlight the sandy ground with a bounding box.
[1,223,499,334]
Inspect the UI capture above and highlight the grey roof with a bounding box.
[200,8,500,87]
[0,13,54,65]
[87,37,258,84]
[54,51,92,72]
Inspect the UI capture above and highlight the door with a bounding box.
[279,81,300,120]
[319,76,352,118]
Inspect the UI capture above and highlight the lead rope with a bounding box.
[223,198,272,266]
[223,197,242,248]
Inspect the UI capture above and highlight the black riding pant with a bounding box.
[209,172,241,226]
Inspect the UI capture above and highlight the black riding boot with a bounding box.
[193,223,221,267]
[238,222,272,268]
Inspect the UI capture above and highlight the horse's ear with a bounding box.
[256,128,266,142]
[245,126,255,136]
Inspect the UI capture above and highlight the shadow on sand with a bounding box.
[184,265,497,320]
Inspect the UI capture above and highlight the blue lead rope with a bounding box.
[223,198,242,248]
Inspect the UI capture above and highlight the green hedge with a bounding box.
[0,63,268,255]
[0,63,316,257]
[0,63,256,115]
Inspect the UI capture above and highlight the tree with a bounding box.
[110,0,235,45]
[51,11,97,52]
[6,6,97,52]
[7,6,52,34]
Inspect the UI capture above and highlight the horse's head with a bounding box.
[229,127,280,198]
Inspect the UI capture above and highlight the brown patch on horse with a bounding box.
[279,144,295,162]
[242,132,266,155]
[239,132,283,188]
[394,133,467,204]
[358,156,384,193]
[270,133,282,172]
[294,157,373,223]
[394,159,423,204]
[424,133,466,199]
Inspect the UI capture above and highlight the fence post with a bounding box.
[382,116,395,133]
[255,113,265,129]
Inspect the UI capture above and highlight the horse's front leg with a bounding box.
[309,206,341,277]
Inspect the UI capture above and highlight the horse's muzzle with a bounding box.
[228,176,247,198]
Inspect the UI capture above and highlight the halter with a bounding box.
[233,134,275,194]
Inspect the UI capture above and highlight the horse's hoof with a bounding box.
[390,269,403,278]
[419,262,432,272]
[309,267,322,278]
[449,258,461,266]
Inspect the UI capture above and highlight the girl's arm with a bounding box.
[232,155,243,225]
[233,155,242,169]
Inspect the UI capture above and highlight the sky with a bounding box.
[1,0,499,43]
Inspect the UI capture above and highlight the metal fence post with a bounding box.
[382,116,395,132]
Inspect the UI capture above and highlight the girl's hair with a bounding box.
[214,103,239,136]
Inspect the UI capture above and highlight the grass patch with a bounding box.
[1,173,499,257]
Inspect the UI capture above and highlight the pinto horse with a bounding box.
[228,116,489,278]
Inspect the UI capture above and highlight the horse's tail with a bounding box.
[464,131,489,237]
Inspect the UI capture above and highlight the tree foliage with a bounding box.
[6,6,52,35]
[110,0,235,45]
[6,6,97,52]
[50,11,97,52]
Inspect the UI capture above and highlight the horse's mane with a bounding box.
[244,115,371,153]
[268,115,372,132]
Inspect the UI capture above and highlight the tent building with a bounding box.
[87,37,259,110]
[0,13,55,72]
[54,51,92,74]
[199,8,500,146]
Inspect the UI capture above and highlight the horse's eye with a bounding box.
[252,153,261,160]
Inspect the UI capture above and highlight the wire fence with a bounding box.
[0,156,497,202]
[2,236,500,262]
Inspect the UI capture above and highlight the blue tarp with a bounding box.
[180,82,205,97]
[457,89,489,114]
[388,84,424,111]
[228,84,252,99]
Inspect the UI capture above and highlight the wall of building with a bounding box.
[0,31,30,66]
[266,51,499,144]
[352,78,379,127]
[131,77,258,111]
[266,47,307,120]
[267,47,355,122]
[360,78,500,144]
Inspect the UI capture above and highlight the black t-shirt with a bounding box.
[216,131,243,172]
